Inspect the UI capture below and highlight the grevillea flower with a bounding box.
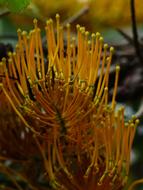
[0,14,141,190]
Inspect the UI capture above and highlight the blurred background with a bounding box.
[0,0,143,42]
[0,0,143,189]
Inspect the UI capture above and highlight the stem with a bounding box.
[128,178,143,190]
[0,8,10,17]
[130,0,142,62]
[116,28,133,45]
[62,6,89,26]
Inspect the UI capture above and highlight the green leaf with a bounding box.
[0,0,30,12]
[7,0,30,12]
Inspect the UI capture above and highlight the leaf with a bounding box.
[7,0,30,12]
[0,0,30,12]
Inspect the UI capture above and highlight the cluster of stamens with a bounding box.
[0,14,139,190]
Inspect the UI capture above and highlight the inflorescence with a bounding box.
[0,14,140,190]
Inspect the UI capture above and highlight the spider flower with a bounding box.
[0,15,140,190]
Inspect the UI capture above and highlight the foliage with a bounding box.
[0,0,31,12]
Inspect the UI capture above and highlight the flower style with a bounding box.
[0,14,140,190]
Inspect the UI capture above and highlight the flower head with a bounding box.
[0,14,139,190]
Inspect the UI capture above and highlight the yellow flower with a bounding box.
[0,14,141,190]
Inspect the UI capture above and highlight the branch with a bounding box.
[116,28,134,45]
[0,8,10,17]
[130,0,143,62]
[62,6,89,26]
